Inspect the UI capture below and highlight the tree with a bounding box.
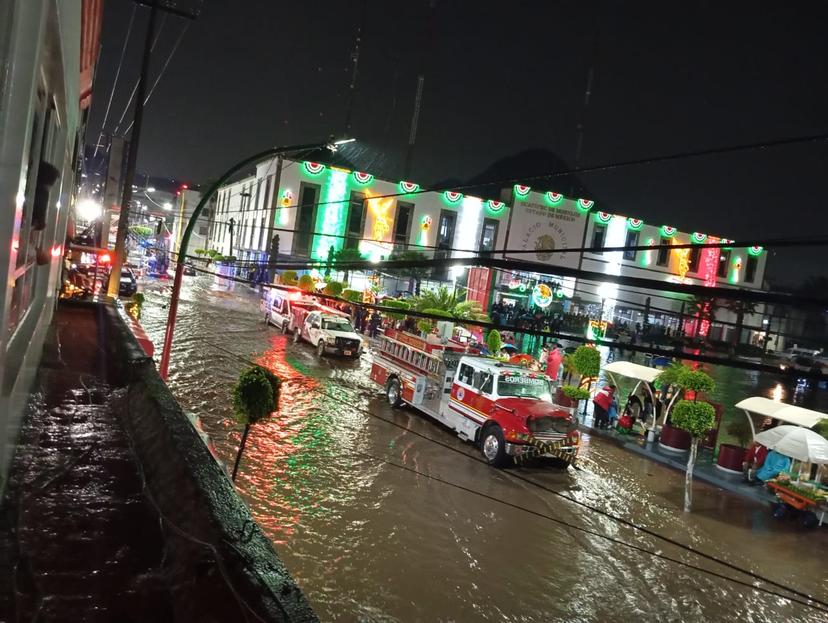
[298,274,316,292]
[687,296,719,338]
[324,281,344,297]
[722,298,758,346]
[411,286,459,314]
[568,345,600,389]
[668,367,716,512]
[231,366,281,481]
[486,329,503,355]
[333,247,366,282]
[385,250,431,295]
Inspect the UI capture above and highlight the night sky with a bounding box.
[87,0,828,285]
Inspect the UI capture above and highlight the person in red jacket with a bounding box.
[592,384,615,429]
[742,441,769,484]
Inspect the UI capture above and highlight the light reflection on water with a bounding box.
[139,276,828,622]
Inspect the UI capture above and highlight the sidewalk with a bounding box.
[0,300,317,622]
[577,420,778,507]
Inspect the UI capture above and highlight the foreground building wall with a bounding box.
[0,0,101,492]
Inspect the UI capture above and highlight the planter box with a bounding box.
[715,443,744,474]
[658,424,691,453]
[555,388,574,408]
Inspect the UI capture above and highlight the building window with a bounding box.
[591,225,606,253]
[198,226,208,236]
[688,246,701,273]
[437,211,456,249]
[657,237,670,266]
[294,183,319,256]
[393,202,413,251]
[718,249,730,278]
[345,191,365,249]
[479,219,498,255]
[745,255,758,283]
[623,230,638,261]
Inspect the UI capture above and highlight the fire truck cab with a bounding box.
[370,330,579,467]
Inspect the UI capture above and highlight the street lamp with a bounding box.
[158,139,348,379]
[76,198,103,221]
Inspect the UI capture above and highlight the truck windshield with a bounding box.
[497,373,551,400]
[323,319,355,332]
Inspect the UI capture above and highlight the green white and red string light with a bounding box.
[443,191,463,204]
[487,199,505,213]
[595,211,613,224]
[660,225,677,238]
[577,198,594,212]
[353,171,374,185]
[399,180,419,193]
[691,232,708,244]
[627,217,644,231]
[303,161,325,175]
[545,191,564,206]
[748,245,764,257]
[514,184,531,198]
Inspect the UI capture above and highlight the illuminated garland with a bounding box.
[748,245,763,257]
[595,211,612,224]
[627,217,644,231]
[691,232,708,244]
[660,225,677,238]
[399,180,419,193]
[443,191,463,204]
[514,184,531,198]
[487,199,505,213]
[720,238,734,250]
[576,198,594,212]
[353,171,374,185]
[303,161,325,175]
[545,191,564,206]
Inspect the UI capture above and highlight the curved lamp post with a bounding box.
[158,139,353,380]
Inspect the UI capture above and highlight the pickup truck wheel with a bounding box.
[317,340,326,358]
[292,329,301,344]
[386,377,402,407]
[481,425,509,468]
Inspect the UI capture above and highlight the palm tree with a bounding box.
[385,250,431,295]
[687,296,719,338]
[722,298,758,346]
[333,247,366,282]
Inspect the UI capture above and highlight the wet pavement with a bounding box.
[142,274,828,622]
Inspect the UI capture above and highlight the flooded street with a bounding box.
[141,275,828,622]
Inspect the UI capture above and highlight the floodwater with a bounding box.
[141,275,828,622]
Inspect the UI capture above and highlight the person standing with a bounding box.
[592,384,615,429]
[546,342,564,382]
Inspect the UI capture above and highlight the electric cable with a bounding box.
[111,13,168,136]
[92,3,137,160]
[188,337,828,613]
[122,19,192,135]
[159,262,828,379]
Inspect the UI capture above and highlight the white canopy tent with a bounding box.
[603,361,662,431]
[734,396,826,440]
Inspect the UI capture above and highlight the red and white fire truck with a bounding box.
[370,329,580,467]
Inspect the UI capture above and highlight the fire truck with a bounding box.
[370,329,580,467]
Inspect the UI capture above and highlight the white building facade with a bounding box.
[0,0,102,491]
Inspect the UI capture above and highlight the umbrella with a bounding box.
[754,425,828,464]
[500,343,518,352]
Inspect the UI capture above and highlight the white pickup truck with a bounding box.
[292,308,363,358]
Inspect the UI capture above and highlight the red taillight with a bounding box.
[99,252,111,264]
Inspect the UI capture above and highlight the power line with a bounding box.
[193,338,828,613]
[111,13,168,136]
[123,19,192,134]
[92,3,137,160]
[173,263,828,379]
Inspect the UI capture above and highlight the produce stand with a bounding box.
[766,477,828,528]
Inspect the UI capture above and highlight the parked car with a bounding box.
[116,267,138,297]
[292,308,362,358]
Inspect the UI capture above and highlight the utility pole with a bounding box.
[107,1,197,297]
[228,217,235,258]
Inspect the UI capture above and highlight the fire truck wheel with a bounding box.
[317,340,326,358]
[386,377,402,407]
[481,425,509,467]
[293,329,301,344]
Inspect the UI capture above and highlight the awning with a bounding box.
[735,397,825,428]
[604,361,661,383]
